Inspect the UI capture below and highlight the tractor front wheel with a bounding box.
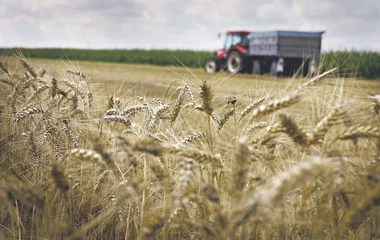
[204,57,219,74]
[227,51,244,74]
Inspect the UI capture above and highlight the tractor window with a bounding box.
[232,35,242,45]
[224,34,248,49]
[224,35,233,49]
[241,34,249,47]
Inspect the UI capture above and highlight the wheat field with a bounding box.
[0,57,380,239]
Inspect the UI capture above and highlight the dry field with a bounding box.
[0,57,380,239]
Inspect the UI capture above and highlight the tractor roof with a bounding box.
[226,30,251,34]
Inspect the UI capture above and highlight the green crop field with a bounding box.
[1,48,380,79]
[1,57,380,239]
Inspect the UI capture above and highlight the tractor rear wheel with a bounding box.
[204,57,219,74]
[227,51,244,74]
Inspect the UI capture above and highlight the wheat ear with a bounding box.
[370,94,380,115]
[170,90,185,125]
[233,156,334,228]
[183,82,196,105]
[119,136,223,167]
[177,157,195,191]
[230,136,249,201]
[307,104,345,144]
[217,108,235,131]
[104,114,132,126]
[162,144,223,167]
[249,93,299,121]
[70,148,103,163]
[14,104,42,122]
[246,121,268,134]
[200,80,213,116]
[337,125,380,140]
[277,114,309,146]
[181,130,206,144]
[50,78,57,98]
[5,183,45,208]
[148,104,169,129]
[67,69,86,79]
[239,95,267,121]
[344,181,380,230]
[19,57,38,79]
[0,60,10,77]
[50,163,70,193]
[296,68,338,91]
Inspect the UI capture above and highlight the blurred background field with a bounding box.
[1,48,380,80]
[3,57,379,104]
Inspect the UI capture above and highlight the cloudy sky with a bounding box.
[0,0,379,51]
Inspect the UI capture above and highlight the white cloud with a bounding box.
[0,0,379,51]
[257,0,291,18]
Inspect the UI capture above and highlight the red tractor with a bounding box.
[204,30,251,74]
[204,30,323,76]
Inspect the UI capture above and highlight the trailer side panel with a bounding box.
[248,31,323,59]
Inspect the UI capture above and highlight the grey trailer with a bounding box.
[247,31,324,76]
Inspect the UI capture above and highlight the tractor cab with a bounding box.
[223,30,250,50]
[204,30,250,73]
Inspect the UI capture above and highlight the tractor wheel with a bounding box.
[204,57,219,74]
[227,51,244,74]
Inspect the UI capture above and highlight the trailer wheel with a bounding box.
[227,51,243,74]
[204,57,219,74]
